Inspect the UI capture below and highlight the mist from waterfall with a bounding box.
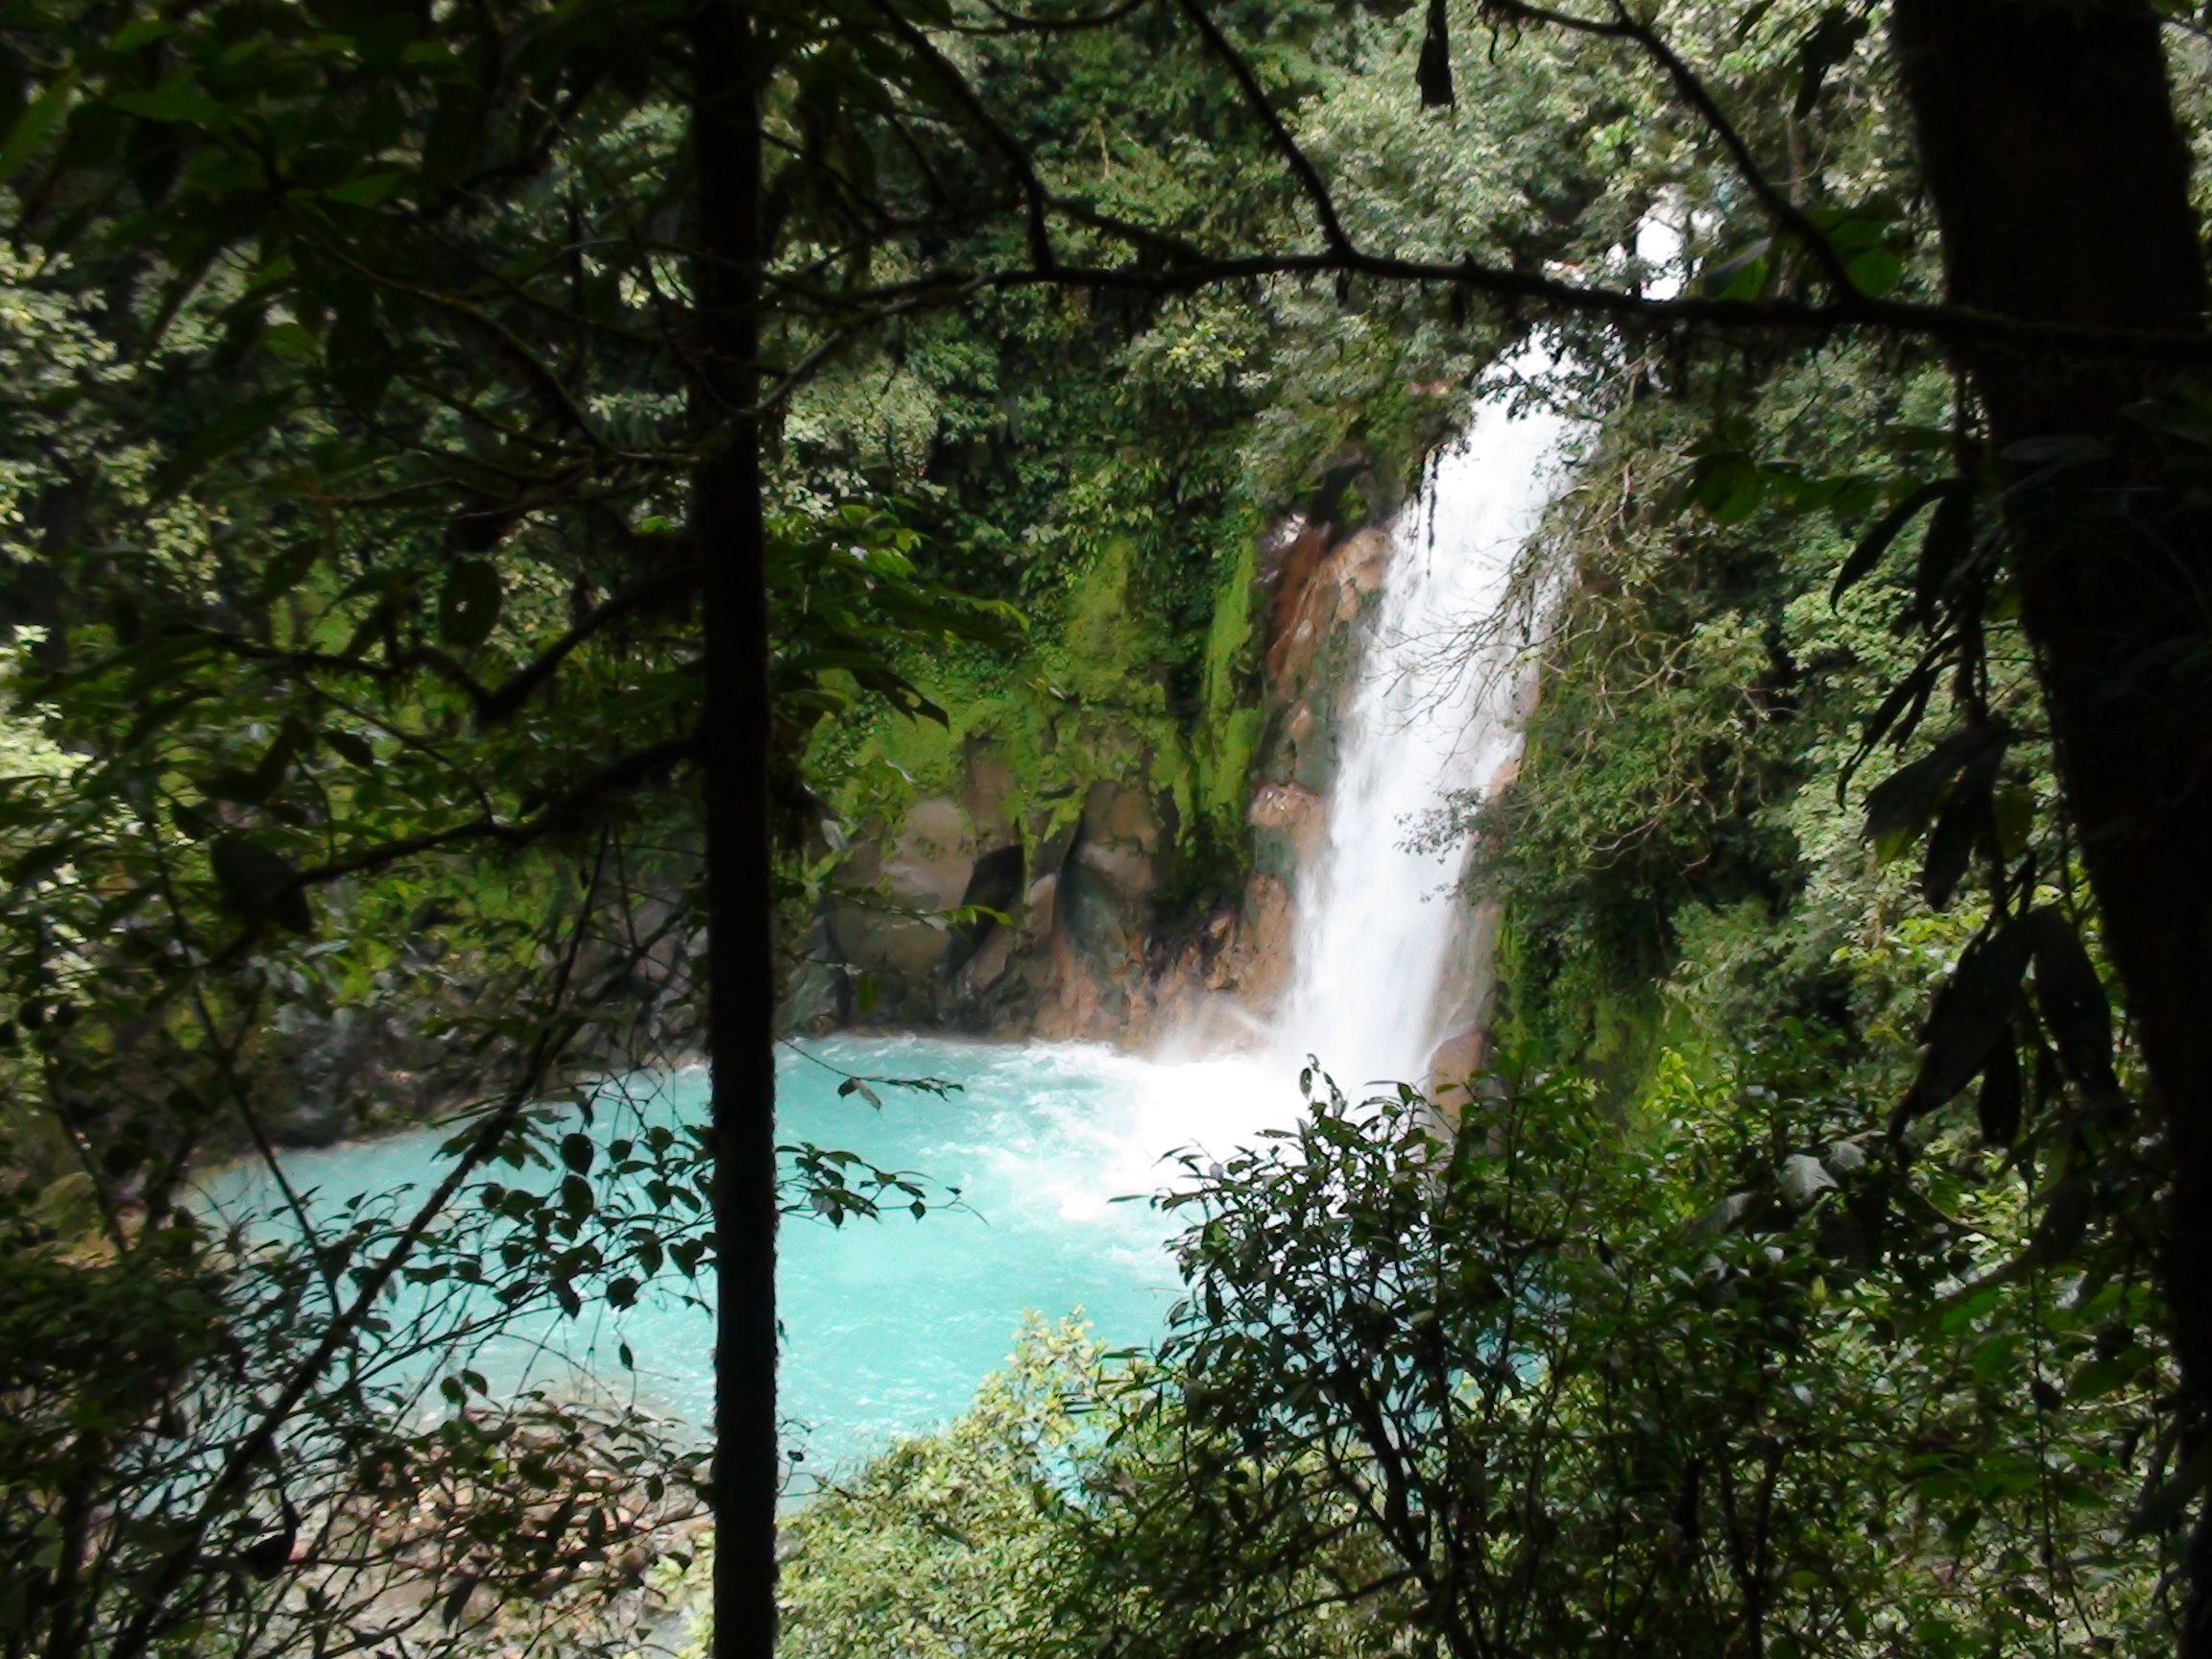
[1267,381,1573,1090]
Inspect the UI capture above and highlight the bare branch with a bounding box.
[864,0,1062,272]
[285,736,699,894]
[952,0,1155,36]
[103,853,616,1659]
[970,246,2212,360]
[1481,0,1857,292]
[475,567,696,726]
[1176,0,1354,256]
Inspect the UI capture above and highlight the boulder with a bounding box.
[1247,781,1324,879]
[1427,1024,1484,1117]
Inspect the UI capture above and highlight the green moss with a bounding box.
[810,493,1282,916]
[1195,509,1263,835]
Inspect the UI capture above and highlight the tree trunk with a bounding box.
[1889,0,2212,1643]
[689,2,780,1653]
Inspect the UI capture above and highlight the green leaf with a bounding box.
[104,18,175,52]
[1825,474,1881,521]
[2027,907,2119,1097]
[1895,914,2033,1126]
[1831,478,1961,607]
[1969,1331,2016,1383]
[258,322,317,361]
[1853,663,1937,766]
[1863,724,2008,859]
[439,1574,475,1627]
[1990,783,2034,859]
[200,768,272,806]
[1919,738,2004,908]
[1975,1037,2021,1147]
[109,75,229,126]
[148,390,297,502]
[1876,424,1954,454]
[2070,1350,2147,1403]
[1792,6,1867,119]
[209,834,313,934]
[560,1132,594,1175]
[2027,1172,2090,1265]
[439,560,502,650]
[325,310,394,413]
[1700,238,1772,302]
[253,713,313,799]
[324,730,375,766]
[325,171,405,207]
[1911,485,1978,626]
[1685,451,1768,523]
[1845,246,1903,299]
[0,68,80,191]
[7,837,76,888]
[252,540,322,604]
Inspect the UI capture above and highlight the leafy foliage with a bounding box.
[745,1053,2176,1657]
[0,0,2204,1652]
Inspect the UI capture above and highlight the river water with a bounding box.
[199,1037,1295,1476]
[203,366,1584,1478]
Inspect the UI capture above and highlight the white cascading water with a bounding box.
[1264,217,1682,1089]
[1267,374,1574,1089]
[1098,359,1584,1195]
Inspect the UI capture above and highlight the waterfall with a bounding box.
[1268,373,1574,1090]
[1265,222,1681,1091]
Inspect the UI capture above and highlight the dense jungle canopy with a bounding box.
[2,0,2211,1654]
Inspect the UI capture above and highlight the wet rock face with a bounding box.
[801,756,1185,1039]
[948,844,1027,977]
[786,510,1464,1051]
[1247,782,1323,882]
[1185,518,1395,1030]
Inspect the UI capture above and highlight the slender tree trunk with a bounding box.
[1890,0,2212,1644]
[689,2,780,1652]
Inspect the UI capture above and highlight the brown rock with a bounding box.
[1022,873,1059,949]
[1081,778,1164,851]
[962,740,1021,844]
[827,798,975,997]
[953,926,1016,999]
[1229,873,1295,1012]
[1248,782,1325,870]
[880,797,975,910]
[1428,1024,1485,1116]
[1263,517,1331,647]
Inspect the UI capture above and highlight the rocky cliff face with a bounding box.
[783,512,1408,1049]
